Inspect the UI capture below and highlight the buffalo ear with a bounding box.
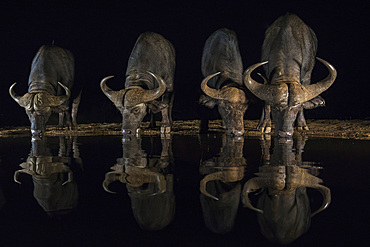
[199,95,217,109]
[52,105,68,113]
[302,96,325,109]
[147,100,167,114]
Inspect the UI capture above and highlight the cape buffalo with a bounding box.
[200,28,250,136]
[100,32,175,135]
[9,45,81,138]
[243,13,337,137]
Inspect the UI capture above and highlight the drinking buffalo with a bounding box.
[9,45,81,137]
[200,28,249,136]
[244,14,337,137]
[101,32,175,135]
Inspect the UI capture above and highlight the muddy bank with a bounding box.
[1,119,370,140]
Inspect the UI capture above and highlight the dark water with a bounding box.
[0,134,369,246]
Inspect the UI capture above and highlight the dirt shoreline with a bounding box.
[1,119,370,140]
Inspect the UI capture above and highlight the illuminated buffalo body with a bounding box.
[199,134,246,234]
[101,32,175,135]
[244,14,337,137]
[103,136,175,231]
[14,137,82,216]
[10,45,81,137]
[200,28,249,136]
[242,137,331,244]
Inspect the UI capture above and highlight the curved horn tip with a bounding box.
[57,82,67,88]
[202,192,219,201]
[100,76,115,87]
[9,82,20,102]
[9,82,17,97]
[10,82,17,89]
[245,61,269,71]
[57,82,71,95]
[199,184,219,201]
[200,72,224,99]
[14,172,22,184]
[316,57,336,71]
[208,71,222,77]
[102,182,117,194]
[102,75,115,81]
[146,71,155,77]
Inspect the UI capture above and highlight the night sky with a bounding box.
[0,0,368,127]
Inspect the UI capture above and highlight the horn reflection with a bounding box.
[102,135,175,231]
[14,136,83,217]
[199,134,247,234]
[242,136,331,244]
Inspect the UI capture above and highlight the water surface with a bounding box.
[0,134,369,246]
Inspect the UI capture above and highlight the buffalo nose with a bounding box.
[231,129,244,136]
[122,129,132,135]
[31,129,42,136]
[277,130,293,138]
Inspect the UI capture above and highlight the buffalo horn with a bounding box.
[310,184,331,217]
[102,171,126,194]
[298,57,337,103]
[62,171,74,186]
[9,82,32,108]
[48,82,71,107]
[200,72,224,100]
[244,58,336,105]
[241,177,264,214]
[199,171,224,201]
[13,167,34,184]
[243,61,290,104]
[9,82,22,105]
[100,75,126,108]
[141,71,167,103]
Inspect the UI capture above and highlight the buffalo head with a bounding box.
[201,72,248,136]
[100,71,166,135]
[243,58,336,137]
[9,82,71,137]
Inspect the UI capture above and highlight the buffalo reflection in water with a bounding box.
[103,135,175,231]
[199,134,247,234]
[242,137,331,244]
[14,136,82,217]
[0,159,6,211]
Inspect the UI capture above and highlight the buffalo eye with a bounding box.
[224,104,232,111]
[131,107,141,114]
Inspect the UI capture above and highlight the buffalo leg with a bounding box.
[257,104,272,133]
[296,107,309,131]
[58,111,72,129]
[71,91,82,128]
[149,112,156,128]
[160,92,173,134]
[58,112,65,128]
[60,111,72,130]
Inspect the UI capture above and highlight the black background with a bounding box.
[0,0,369,127]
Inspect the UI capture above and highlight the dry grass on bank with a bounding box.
[1,119,370,140]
